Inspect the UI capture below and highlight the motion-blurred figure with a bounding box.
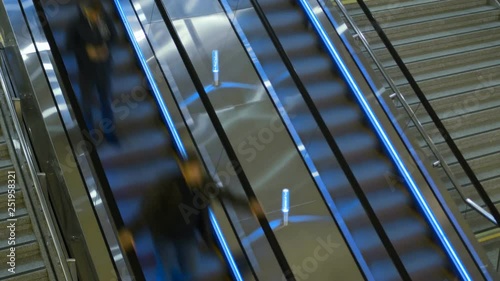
[67,1,119,145]
[120,151,261,281]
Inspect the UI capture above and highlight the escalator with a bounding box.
[345,0,500,234]
[36,0,230,279]
[337,0,500,268]
[233,0,459,280]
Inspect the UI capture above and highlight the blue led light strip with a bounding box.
[114,1,242,279]
[295,1,471,280]
[113,0,186,159]
[181,82,258,107]
[210,210,244,281]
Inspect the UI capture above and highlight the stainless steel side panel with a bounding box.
[146,3,366,280]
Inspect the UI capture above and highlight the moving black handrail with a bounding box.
[354,0,500,226]
[153,1,296,280]
[246,0,411,279]
[31,0,145,279]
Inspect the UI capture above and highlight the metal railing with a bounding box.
[326,0,500,226]
[0,50,72,280]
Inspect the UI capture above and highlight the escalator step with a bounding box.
[291,55,335,83]
[266,9,305,33]
[292,106,363,138]
[105,158,178,200]
[252,31,318,60]
[321,159,395,197]
[99,129,173,168]
[307,131,379,167]
[61,45,137,76]
[352,217,432,262]
[337,188,412,228]
[236,8,304,37]
[369,246,451,281]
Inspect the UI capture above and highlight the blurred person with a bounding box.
[119,151,262,281]
[66,1,119,145]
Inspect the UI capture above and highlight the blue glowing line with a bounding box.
[113,0,186,159]
[114,1,242,279]
[210,210,244,281]
[181,82,259,107]
[244,216,332,244]
[296,1,471,280]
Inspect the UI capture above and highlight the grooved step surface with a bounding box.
[344,0,500,268]
[240,0,457,279]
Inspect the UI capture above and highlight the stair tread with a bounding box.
[375,5,495,30]
[0,234,37,251]
[373,20,500,48]
[0,159,13,169]
[350,0,440,15]
[399,65,500,102]
[436,129,500,162]
[450,151,500,183]
[0,260,46,279]
[1,268,48,281]
[387,46,500,83]
[384,40,500,67]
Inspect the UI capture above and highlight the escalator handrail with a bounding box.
[245,0,411,279]
[326,0,499,231]
[353,0,500,226]
[152,1,296,280]
[0,50,73,281]
[324,0,473,209]
[31,0,145,279]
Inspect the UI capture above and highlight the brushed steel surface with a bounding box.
[156,3,365,280]
[1,0,120,279]
[135,1,278,278]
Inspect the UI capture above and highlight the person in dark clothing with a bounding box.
[119,152,262,281]
[66,1,119,144]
